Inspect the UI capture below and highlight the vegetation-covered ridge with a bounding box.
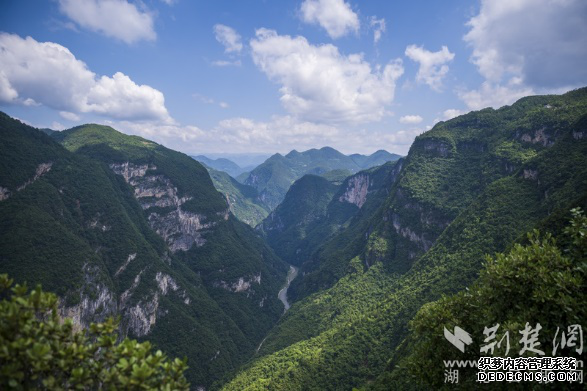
[0,114,287,389]
[243,146,401,210]
[376,208,587,389]
[222,88,587,390]
[198,162,271,227]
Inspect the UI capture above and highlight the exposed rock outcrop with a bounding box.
[519,128,554,147]
[0,162,53,201]
[110,162,223,252]
[523,169,539,181]
[214,272,262,295]
[339,174,370,208]
[391,213,433,252]
[59,263,118,332]
[422,139,451,157]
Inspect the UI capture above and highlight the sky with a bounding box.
[1,0,586,157]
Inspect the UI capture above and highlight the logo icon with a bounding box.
[444,326,472,353]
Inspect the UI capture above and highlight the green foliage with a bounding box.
[259,174,340,266]
[202,164,270,227]
[244,147,400,210]
[222,88,587,390]
[55,124,226,216]
[0,114,288,388]
[404,210,587,389]
[0,274,189,390]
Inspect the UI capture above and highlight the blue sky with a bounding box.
[1,0,586,156]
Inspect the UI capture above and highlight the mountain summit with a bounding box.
[243,147,401,210]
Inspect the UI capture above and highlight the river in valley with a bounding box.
[278,265,298,312]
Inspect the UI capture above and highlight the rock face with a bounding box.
[339,174,370,208]
[110,162,226,252]
[0,162,53,201]
[518,128,555,147]
[214,272,262,295]
[59,263,118,333]
[422,139,451,157]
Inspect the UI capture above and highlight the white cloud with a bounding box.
[457,79,534,110]
[0,33,171,122]
[211,60,242,67]
[300,0,359,39]
[59,111,81,121]
[193,93,230,109]
[441,109,463,120]
[405,45,454,91]
[461,0,587,109]
[213,24,243,53]
[51,121,66,130]
[116,114,416,155]
[250,28,404,124]
[58,0,156,44]
[399,115,423,124]
[370,17,386,44]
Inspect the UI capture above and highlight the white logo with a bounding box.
[444,326,473,353]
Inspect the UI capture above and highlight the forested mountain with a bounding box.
[2,88,586,390]
[243,147,401,210]
[222,88,587,389]
[0,114,288,389]
[259,162,398,270]
[199,163,271,227]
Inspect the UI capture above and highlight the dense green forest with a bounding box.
[0,114,287,388]
[222,88,587,390]
[1,88,586,390]
[198,163,271,227]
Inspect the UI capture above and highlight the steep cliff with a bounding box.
[0,115,287,389]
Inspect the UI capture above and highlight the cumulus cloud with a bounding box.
[0,33,171,122]
[399,115,423,124]
[370,17,386,44]
[59,111,81,121]
[461,0,587,109]
[213,24,243,53]
[441,109,464,121]
[405,45,454,91]
[59,0,156,44]
[300,0,359,39]
[250,28,404,124]
[457,79,534,110]
[117,114,416,155]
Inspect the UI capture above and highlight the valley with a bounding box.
[1,88,587,390]
[277,265,299,311]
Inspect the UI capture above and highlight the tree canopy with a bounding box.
[0,274,189,390]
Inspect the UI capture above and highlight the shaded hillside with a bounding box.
[199,162,271,227]
[222,88,587,390]
[244,147,401,210]
[259,162,398,269]
[0,114,288,389]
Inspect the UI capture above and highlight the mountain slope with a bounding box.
[222,88,587,390]
[0,115,288,389]
[244,147,401,210]
[259,161,398,270]
[199,162,271,227]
